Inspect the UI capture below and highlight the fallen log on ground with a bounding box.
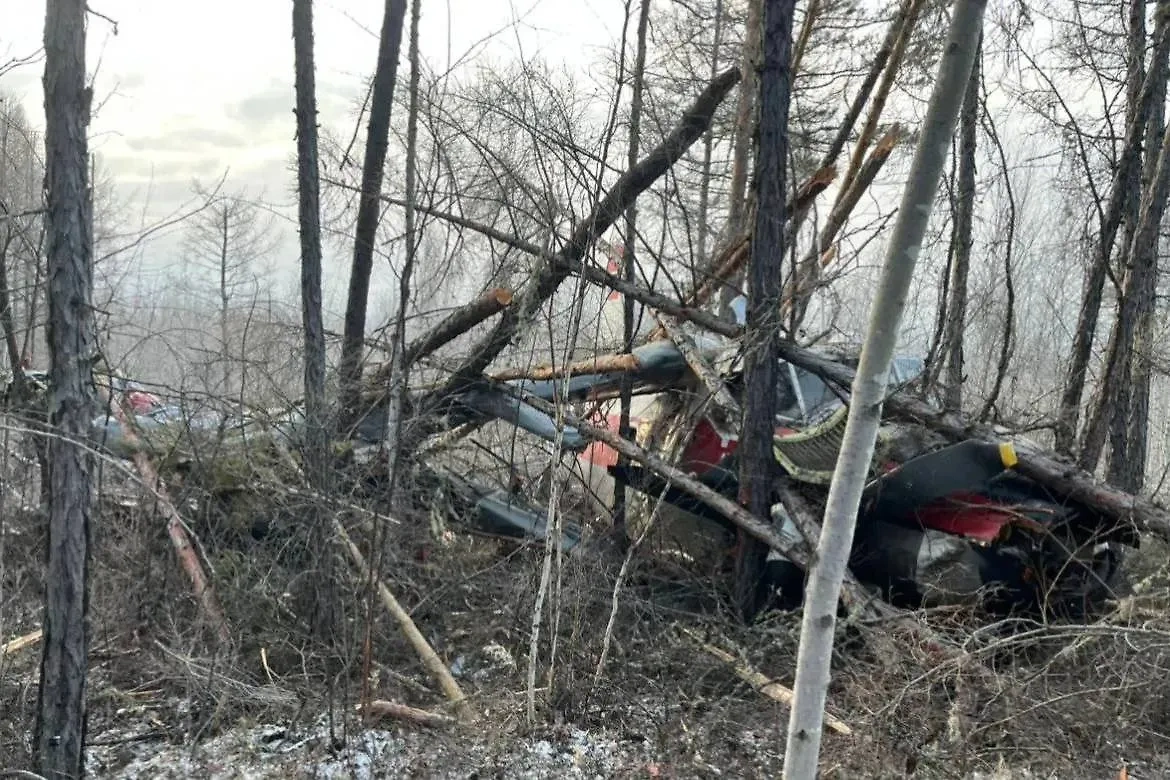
[334,519,474,721]
[361,699,456,728]
[104,393,233,644]
[774,341,1170,544]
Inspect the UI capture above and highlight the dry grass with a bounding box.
[4,436,1170,778]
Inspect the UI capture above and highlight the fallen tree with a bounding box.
[774,341,1170,544]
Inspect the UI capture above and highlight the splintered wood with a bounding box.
[1,629,42,658]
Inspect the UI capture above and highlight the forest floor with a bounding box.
[5,491,1170,779]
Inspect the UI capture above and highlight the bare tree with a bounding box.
[1056,1,1170,455]
[37,0,96,774]
[180,189,277,402]
[293,0,327,478]
[942,35,981,411]
[338,0,407,430]
[782,2,986,776]
[736,0,795,620]
[614,0,651,531]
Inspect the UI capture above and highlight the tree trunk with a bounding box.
[735,0,795,621]
[1081,70,1170,477]
[614,0,651,532]
[218,208,232,397]
[425,69,740,399]
[1057,2,1170,454]
[38,0,95,774]
[695,0,725,268]
[782,3,985,776]
[293,0,328,484]
[338,0,407,431]
[720,0,762,319]
[943,36,980,411]
[382,0,421,499]
[1109,6,1165,492]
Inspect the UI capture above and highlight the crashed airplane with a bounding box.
[2,292,1134,623]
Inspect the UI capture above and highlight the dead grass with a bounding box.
[4,451,1170,778]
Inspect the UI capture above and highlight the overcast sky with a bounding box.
[2,0,619,313]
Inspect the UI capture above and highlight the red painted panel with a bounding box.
[914,492,1017,543]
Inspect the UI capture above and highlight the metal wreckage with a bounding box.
[5,287,1136,625]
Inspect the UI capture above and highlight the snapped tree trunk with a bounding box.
[338,0,407,432]
[782,3,986,777]
[38,0,96,774]
[736,0,795,621]
[942,36,980,411]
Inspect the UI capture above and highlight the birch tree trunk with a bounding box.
[736,0,795,621]
[38,0,96,774]
[338,0,407,431]
[781,3,986,776]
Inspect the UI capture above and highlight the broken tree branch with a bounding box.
[1,629,42,657]
[645,164,838,342]
[654,315,741,427]
[334,519,474,721]
[774,341,1170,544]
[396,287,513,370]
[361,699,457,728]
[434,67,741,391]
[104,396,232,645]
[786,125,902,326]
[681,627,853,736]
[491,352,641,382]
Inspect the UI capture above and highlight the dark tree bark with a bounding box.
[338,0,407,431]
[1083,72,1170,478]
[38,0,95,775]
[1057,2,1170,454]
[426,68,740,399]
[293,0,327,480]
[614,0,651,532]
[1108,4,1165,492]
[735,0,796,621]
[942,36,980,411]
